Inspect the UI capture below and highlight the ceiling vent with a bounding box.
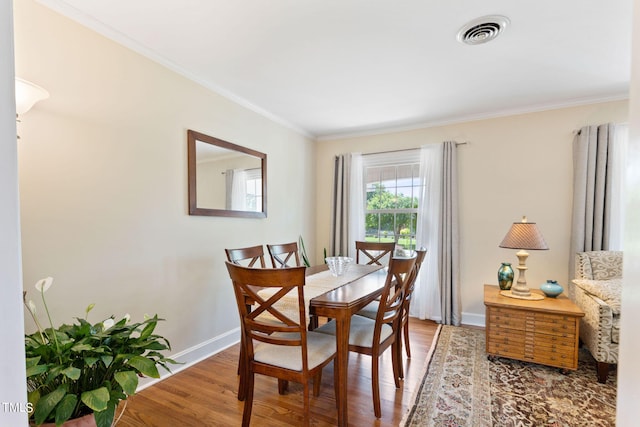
[457,15,510,45]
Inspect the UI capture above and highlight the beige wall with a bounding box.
[15,0,316,369]
[316,101,628,324]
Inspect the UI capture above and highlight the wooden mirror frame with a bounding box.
[187,129,267,218]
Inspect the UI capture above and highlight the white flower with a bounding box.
[123,313,131,323]
[103,318,115,329]
[34,277,53,293]
[28,300,37,314]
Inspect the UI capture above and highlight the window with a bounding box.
[363,151,422,250]
[244,168,262,212]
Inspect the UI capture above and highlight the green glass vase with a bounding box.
[498,262,514,290]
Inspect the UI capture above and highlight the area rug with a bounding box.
[401,325,617,427]
[401,325,492,426]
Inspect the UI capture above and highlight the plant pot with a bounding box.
[37,413,96,427]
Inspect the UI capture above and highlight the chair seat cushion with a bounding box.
[356,301,379,320]
[253,331,336,371]
[314,314,393,348]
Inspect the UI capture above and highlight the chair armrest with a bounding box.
[569,281,616,363]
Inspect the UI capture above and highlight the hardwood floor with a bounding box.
[118,318,439,426]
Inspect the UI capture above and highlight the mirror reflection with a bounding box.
[188,130,267,218]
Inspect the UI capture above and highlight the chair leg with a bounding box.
[391,340,401,388]
[313,371,322,396]
[372,356,381,418]
[237,337,246,401]
[403,320,412,358]
[596,361,610,383]
[241,372,254,427]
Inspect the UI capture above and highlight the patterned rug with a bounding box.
[401,325,617,427]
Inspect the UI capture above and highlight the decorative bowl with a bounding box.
[325,256,353,277]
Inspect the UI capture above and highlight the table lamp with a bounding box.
[499,216,548,300]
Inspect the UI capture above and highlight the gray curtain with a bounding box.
[439,141,461,325]
[569,123,615,276]
[331,154,352,257]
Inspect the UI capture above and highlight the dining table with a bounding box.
[253,263,389,426]
[308,264,390,427]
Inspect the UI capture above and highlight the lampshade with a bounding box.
[499,217,548,251]
[15,77,49,115]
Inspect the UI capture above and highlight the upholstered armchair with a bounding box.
[568,251,622,383]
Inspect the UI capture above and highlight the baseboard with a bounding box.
[461,311,486,328]
[137,327,240,391]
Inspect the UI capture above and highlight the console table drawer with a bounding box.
[488,307,526,330]
[534,318,576,337]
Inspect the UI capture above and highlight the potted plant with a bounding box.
[24,277,177,427]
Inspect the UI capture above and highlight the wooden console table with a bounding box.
[484,284,584,370]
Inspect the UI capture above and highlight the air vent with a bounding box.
[457,15,510,45]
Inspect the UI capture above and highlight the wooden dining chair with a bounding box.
[356,248,427,375]
[225,262,337,427]
[267,242,301,268]
[314,255,416,418]
[224,244,266,400]
[355,241,396,266]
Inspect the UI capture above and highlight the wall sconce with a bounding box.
[15,77,49,116]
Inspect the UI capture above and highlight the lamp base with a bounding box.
[500,290,545,301]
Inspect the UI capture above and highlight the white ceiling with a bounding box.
[36,0,632,139]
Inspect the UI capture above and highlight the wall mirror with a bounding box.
[187,129,267,218]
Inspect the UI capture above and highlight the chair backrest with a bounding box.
[375,256,417,329]
[575,251,623,280]
[225,245,266,268]
[355,241,396,266]
[406,248,427,295]
[403,248,427,314]
[267,242,301,268]
[225,262,311,368]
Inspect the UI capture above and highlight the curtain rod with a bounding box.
[361,141,469,157]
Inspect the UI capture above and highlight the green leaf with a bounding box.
[94,402,116,427]
[114,370,139,395]
[138,319,157,340]
[71,343,94,352]
[33,386,66,425]
[26,356,41,368]
[54,394,77,426]
[84,356,99,367]
[26,363,49,378]
[80,387,110,412]
[101,355,113,368]
[131,340,167,351]
[127,355,159,378]
[27,390,40,415]
[62,366,81,380]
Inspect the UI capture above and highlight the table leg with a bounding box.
[334,313,351,427]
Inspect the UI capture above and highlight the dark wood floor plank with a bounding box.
[118,318,439,426]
